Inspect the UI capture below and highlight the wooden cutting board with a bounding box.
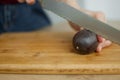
[0,23,120,74]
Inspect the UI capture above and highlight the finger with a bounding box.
[83,10,106,22]
[102,40,112,48]
[68,21,83,31]
[96,42,104,53]
[97,35,106,43]
[95,12,106,22]
[18,0,25,3]
[96,40,112,53]
[96,44,102,53]
[26,0,35,5]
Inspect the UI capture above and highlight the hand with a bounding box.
[69,11,112,54]
[18,0,35,5]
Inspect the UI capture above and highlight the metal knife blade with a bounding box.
[43,0,120,44]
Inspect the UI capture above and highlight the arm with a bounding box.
[63,0,106,31]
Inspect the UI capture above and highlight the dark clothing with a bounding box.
[0,0,18,4]
[0,0,51,33]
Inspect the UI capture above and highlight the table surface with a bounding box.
[0,22,120,75]
[0,21,120,80]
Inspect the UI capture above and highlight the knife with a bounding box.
[43,0,120,44]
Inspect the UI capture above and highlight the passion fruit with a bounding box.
[73,29,99,55]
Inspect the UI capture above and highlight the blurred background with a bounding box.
[44,0,120,27]
[84,0,120,21]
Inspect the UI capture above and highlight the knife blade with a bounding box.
[43,0,120,44]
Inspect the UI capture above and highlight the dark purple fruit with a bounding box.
[73,29,99,55]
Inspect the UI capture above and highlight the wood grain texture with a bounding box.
[0,74,120,80]
[0,23,120,74]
